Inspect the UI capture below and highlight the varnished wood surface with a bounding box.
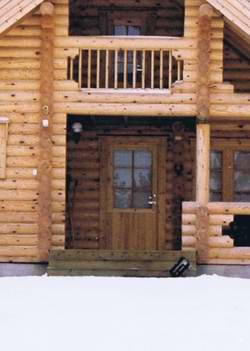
[48,249,196,277]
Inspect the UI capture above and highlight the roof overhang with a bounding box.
[207,0,250,43]
[0,0,44,36]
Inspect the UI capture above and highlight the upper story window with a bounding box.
[70,1,184,37]
[114,25,141,36]
[210,142,250,202]
[114,24,142,84]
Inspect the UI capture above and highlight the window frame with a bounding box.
[211,139,250,202]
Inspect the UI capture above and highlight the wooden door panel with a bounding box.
[111,212,157,250]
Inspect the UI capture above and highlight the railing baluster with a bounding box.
[96,49,100,88]
[177,60,181,81]
[78,49,82,88]
[105,50,109,89]
[151,50,154,89]
[124,50,127,89]
[142,50,145,89]
[160,50,163,89]
[114,49,118,89]
[87,49,91,89]
[133,50,136,89]
[70,56,74,81]
[168,50,173,91]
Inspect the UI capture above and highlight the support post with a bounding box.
[38,2,55,261]
[196,123,210,205]
[195,4,213,263]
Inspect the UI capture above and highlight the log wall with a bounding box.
[0,0,249,262]
[0,0,69,262]
[224,28,250,93]
[182,202,250,264]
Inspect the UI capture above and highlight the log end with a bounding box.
[40,2,54,16]
[199,4,214,18]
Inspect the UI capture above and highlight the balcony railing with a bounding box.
[57,36,187,91]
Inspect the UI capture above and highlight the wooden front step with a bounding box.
[48,250,196,277]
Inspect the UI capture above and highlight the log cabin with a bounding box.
[0,0,249,276]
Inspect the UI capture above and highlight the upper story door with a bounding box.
[100,136,166,251]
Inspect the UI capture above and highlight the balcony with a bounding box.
[55,36,195,92]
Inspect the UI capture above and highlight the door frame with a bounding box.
[99,135,167,250]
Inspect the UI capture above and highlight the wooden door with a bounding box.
[100,136,166,251]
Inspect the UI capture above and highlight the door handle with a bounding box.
[148,194,157,205]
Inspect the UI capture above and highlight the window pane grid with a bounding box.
[113,149,152,209]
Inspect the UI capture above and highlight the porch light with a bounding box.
[169,257,190,277]
[72,122,83,144]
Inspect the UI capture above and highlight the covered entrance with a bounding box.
[65,116,196,252]
[47,116,197,276]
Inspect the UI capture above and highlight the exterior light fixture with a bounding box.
[72,122,83,144]
[169,257,190,277]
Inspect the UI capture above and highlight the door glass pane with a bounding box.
[235,172,250,192]
[113,148,153,209]
[114,25,127,36]
[235,152,250,169]
[235,193,250,202]
[128,25,141,36]
[134,169,151,191]
[210,173,222,191]
[134,150,152,168]
[211,151,222,169]
[210,151,222,202]
[210,192,222,202]
[114,150,132,167]
[134,192,151,209]
[114,169,132,188]
[234,152,250,201]
[114,189,131,208]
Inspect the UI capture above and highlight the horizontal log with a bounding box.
[182,214,196,225]
[0,179,38,190]
[182,235,233,249]
[210,104,250,119]
[54,91,197,104]
[207,202,250,215]
[55,36,196,50]
[0,223,38,234]
[54,102,197,116]
[209,215,234,225]
[0,246,39,257]
[0,235,38,246]
[0,190,38,201]
[209,247,250,260]
[0,201,38,212]
[182,235,196,247]
[182,224,222,236]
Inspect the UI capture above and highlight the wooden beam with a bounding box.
[195,4,213,263]
[197,4,213,122]
[196,123,210,205]
[196,206,209,264]
[37,2,55,262]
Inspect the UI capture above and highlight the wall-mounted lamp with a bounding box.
[72,122,83,144]
[169,257,190,277]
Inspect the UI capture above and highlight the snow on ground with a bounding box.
[0,275,250,351]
